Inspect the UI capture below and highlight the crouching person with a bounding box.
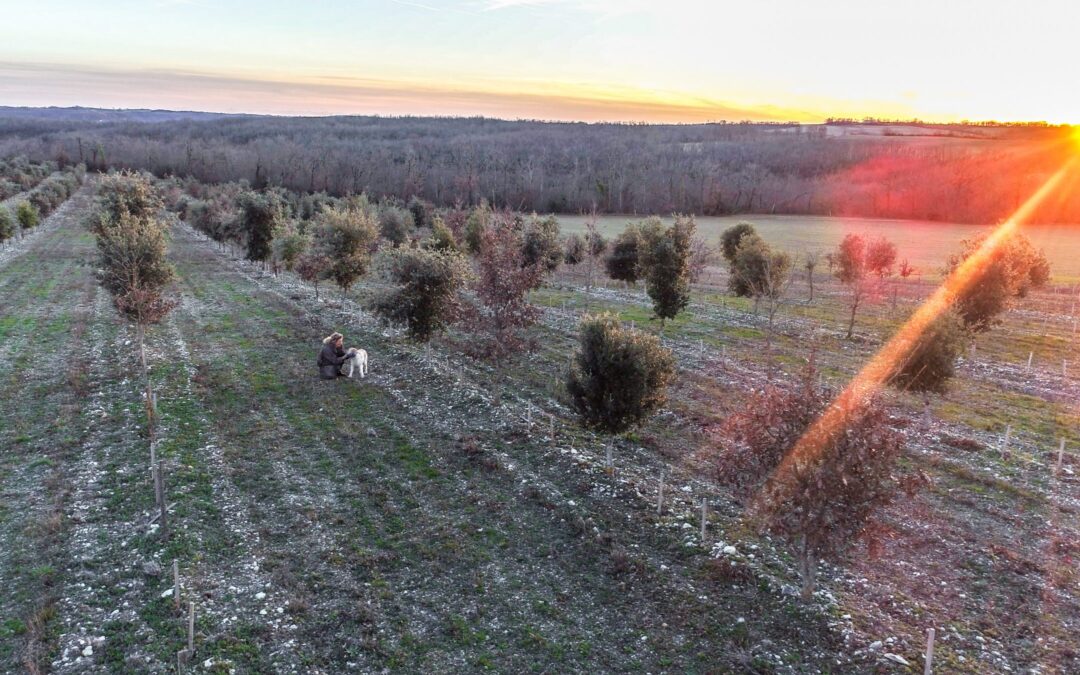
[318,332,357,380]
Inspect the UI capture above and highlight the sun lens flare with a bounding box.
[752,155,1080,514]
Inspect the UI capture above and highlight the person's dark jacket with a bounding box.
[317,343,354,380]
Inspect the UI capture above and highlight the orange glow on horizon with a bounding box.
[752,155,1080,515]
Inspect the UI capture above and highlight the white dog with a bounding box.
[346,348,368,378]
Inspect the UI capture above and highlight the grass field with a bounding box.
[1,188,1078,673]
[557,213,1080,282]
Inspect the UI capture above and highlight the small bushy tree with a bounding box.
[712,364,905,600]
[468,214,545,368]
[427,216,459,252]
[564,233,585,266]
[310,206,378,305]
[605,223,641,286]
[236,191,287,264]
[16,201,39,231]
[567,313,676,434]
[379,205,415,247]
[639,215,694,329]
[946,231,1050,333]
[271,225,309,273]
[887,311,967,422]
[834,233,895,340]
[865,237,897,278]
[407,195,432,230]
[371,248,471,342]
[97,171,164,223]
[0,207,14,246]
[464,202,492,255]
[295,252,332,300]
[730,234,793,346]
[521,214,562,273]
[720,221,756,264]
[90,175,176,443]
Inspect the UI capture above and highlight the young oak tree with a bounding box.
[720,221,757,265]
[886,310,968,425]
[0,206,15,248]
[605,222,642,287]
[834,233,896,340]
[567,312,676,434]
[467,213,546,370]
[712,363,906,600]
[583,214,607,293]
[295,251,332,301]
[521,214,563,273]
[310,205,378,307]
[378,204,415,248]
[371,247,471,342]
[16,201,40,232]
[729,234,793,348]
[236,190,288,266]
[90,173,176,444]
[946,230,1050,334]
[639,215,695,331]
[563,233,586,266]
[427,216,460,253]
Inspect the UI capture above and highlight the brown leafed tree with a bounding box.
[467,214,546,369]
[711,363,906,600]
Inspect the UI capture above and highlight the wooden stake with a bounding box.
[700,499,708,543]
[1063,360,1068,378]
[172,560,180,612]
[605,444,613,471]
[156,460,169,536]
[657,472,665,515]
[1002,425,1012,458]
[924,627,935,675]
[1056,438,1066,476]
[1026,352,1033,371]
[187,602,195,652]
[153,462,162,508]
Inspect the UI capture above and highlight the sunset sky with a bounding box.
[2,0,1077,123]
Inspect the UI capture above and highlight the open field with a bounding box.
[558,213,1080,282]
[1,188,1079,673]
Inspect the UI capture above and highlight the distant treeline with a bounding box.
[0,112,1076,224]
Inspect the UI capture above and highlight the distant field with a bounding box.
[558,213,1080,281]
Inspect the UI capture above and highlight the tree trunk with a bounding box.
[846,301,858,340]
[799,535,816,601]
[807,271,814,302]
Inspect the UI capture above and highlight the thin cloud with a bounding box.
[0,61,814,123]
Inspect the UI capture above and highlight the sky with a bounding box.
[1,0,1077,124]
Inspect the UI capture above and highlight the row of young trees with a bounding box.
[155,174,1052,601]
[0,165,85,248]
[0,156,56,200]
